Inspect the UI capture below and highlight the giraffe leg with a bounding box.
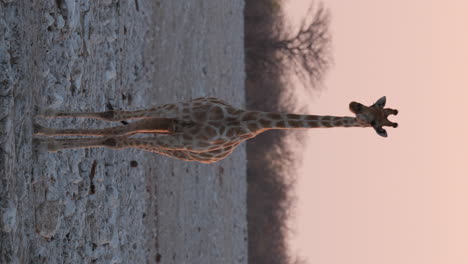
[36,108,158,121]
[36,103,182,122]
[35,134,190,152]
[92,134,204,152]
[34,118,175,137]
[34,137,121,152]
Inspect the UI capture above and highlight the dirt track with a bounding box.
[0,1,246,263]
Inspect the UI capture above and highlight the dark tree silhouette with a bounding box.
[276,4,332,90]
[245,1,333,264]
[246,2,332,91]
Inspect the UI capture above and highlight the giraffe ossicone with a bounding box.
[33,96,398,164]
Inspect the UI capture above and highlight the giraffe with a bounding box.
[33,96,398,164]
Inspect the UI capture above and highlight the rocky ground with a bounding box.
[0,1,246,263]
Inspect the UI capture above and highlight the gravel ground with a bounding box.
[0,1,247,263]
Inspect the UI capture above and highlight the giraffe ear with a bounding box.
[373,96,386,108]
[374,127,388,137]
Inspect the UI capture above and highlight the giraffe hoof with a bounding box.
[32,138,45,153]
[32,139,59,153]
[33,123,46,135]
[394,110,398,115]
[33,123,55,136]
[43,140,61,152]
[33,123,41,134]
[47,142,61,152]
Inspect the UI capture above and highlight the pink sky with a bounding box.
[285,0,468,263]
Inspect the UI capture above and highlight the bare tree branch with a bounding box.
[246,2,332,91]
[276,3,332,89]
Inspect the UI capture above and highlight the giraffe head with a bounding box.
[349,96,398,137]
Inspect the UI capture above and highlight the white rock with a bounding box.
[44,13,55,27]
[41,68,50,78]
[102,0,113,6]
[56,15,65,30]
[48,93,64,109]
[71,176,83,184]
[35,200,62,238]
[110,230,120,248]
[105,68,117,81]
[65,0,80,29]
[111,256,122,264]
[64,198,76,217]
[71,69,83,89]
[2,201,17,233]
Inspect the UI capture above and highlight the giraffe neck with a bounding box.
[257,112,370,130]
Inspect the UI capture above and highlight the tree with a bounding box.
[245,2,332,264]
[276,3,332,90]
[246,2,332,91]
